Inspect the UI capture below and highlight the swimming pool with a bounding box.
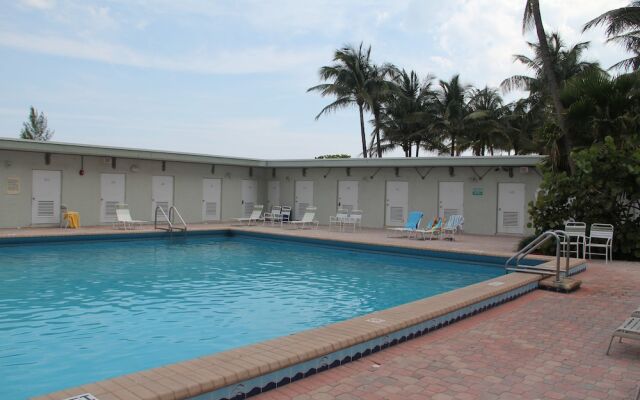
[1,232,506,399]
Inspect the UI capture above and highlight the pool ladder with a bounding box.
[505,230,570,283]
[154,206,188,233]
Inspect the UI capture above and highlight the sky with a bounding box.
[0,0,628,159]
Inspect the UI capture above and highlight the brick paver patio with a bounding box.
[256,260,640,400]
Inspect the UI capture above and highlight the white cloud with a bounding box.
[0,31,328,75]
[19,0,55,10]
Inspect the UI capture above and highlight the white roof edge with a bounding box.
[0,137,545,168]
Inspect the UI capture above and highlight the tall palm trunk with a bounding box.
[528,0,574,173]
[358,103,368,158]
[373,107,382,157]
[450,133,456,156]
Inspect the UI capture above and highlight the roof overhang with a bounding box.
[0,138,545,168]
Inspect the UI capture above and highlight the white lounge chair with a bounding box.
[234,204,264,226]
[342,209,363,232]
[417,217,443,240]
[288,207,319,229]
[607,317,640,355]
[114,204,147,230]
[329,208,349,231]
[586,223,614,263]
[441,215,464,241]
[386,211,423,238]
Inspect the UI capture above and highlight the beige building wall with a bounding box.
[0,150,266,228]
[0,149,541,235]
[270,165,540,235]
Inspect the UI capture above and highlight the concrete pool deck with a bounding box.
[2,225,634,399]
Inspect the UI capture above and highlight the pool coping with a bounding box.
[24,230,585,400]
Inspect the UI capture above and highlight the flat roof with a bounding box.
[0,137,545,168]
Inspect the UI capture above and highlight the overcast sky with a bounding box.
[0,0,628,159]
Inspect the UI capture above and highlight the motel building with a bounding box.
[0,137,543,235]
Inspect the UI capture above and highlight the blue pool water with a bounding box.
[0,233,503,399]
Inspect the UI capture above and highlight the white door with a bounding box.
[439,182,464,219]
[31,170,61,224]
[100,173,125,223]
[152,176,174,221]
[385,181,408,226]
[241,179,258,217]
[294,180,314,219]
[498,183,525,234]
[202,178,222,221]
[338,180,359,212]
[267,181,280,210]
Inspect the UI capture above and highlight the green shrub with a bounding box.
[529,136,640,260]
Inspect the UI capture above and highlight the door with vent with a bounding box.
[152,176,174,221]
[202,178,221,221]
[498,183,525,234]
[337,181,359,212]
[241,180,258,217]
[385,181,408,226]
[31,170,61,225]
[439,182,464,220]
[100,174,125,223]
[294,181,314,220]
[267,181,280,210]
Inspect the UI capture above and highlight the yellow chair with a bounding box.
[63,211,80,229]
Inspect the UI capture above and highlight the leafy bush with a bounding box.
[529,136,640,259]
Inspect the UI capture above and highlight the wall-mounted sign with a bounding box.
[472,187,484,197]
[7,177,20,195]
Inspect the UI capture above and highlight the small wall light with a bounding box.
[161,161,166,172]
[111,157,117,169]
[45,153,51,165]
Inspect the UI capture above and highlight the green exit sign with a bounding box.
[472,187,484,196]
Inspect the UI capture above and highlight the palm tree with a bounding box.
[433,75,471,156]
[308,44,372,158]
[561,69,640,145]
[364,63,397,157]
[464,87,509,156]
[503,99,541,155]
[523,0,573,172]
[501,34,600,95]
[502,31,601,169]
[583,1,640,71]
[378,69,443,157]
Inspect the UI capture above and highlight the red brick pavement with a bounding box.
[256,261,640,400]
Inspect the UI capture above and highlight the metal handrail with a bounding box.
[505,230,570,283]
[154,206,173,231]
[168,206,188,231]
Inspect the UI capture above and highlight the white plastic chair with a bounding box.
[114,204,147,230]
[263,206,282,226]
[586,223,614,263]
[342,209,363,232]
[561,221,587,259]
[329,208,349,231]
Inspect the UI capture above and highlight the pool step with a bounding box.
[506,267,555,275]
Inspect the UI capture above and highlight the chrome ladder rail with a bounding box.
[168,206,188,232]
[505,230,570,283]
[154,206,173,231]
[154,206,188,232]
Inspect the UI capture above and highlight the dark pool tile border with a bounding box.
[186,281,539,400]
[0,228,545,267]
